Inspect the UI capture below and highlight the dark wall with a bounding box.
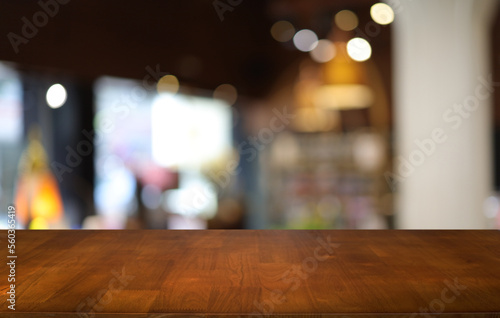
[0,0,297,97]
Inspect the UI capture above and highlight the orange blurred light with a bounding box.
[15,170,63,228]
[14,127,64,229]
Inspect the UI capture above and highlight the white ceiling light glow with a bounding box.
[46,84,67,108]
[346,38,372,62]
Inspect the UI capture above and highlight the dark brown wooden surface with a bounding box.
[1,230,500,317]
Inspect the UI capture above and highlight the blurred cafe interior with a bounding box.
[1,0,500,230]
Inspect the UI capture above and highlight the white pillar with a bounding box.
[393,0,497,228]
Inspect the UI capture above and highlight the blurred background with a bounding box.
[1,0,500,229]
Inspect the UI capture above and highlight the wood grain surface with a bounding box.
[0,230,499,318]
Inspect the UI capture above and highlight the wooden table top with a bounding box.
[1,230,500,318]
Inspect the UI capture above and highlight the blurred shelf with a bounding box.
[267,131,393,229]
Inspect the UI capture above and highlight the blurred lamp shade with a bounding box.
[315,42,374,110]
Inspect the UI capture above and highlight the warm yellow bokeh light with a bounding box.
[270,20,295,42]
[334,10,359,31]
[370,3,395,25]
[213,84,238,106]
[157,75,180,94]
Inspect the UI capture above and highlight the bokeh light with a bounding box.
[213,83,238,106]
[293,29,319,52]
[352,133,386,172]
[334,10,359,31]
[270,20,295,42]
[370,3,395,25]
[157,75,179,94]
[46,84,67,108]
[346,38,372,62]
[310,39,336,63]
